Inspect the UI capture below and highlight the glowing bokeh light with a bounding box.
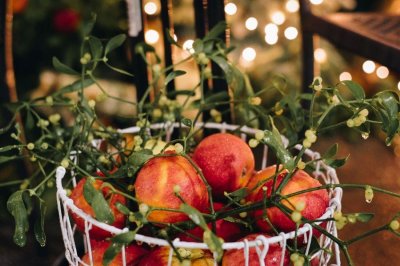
[339,72,352,81]
[264,23,279,35]
[271,11,286,25]
[245,17,258,31]
[145,30,159,44]
[310,0,323,5]
[242,47,257,62]
[362,60,376,74]
[224,3,237,15]
[376,66,389,79]
[314,48,327,63]
[284,26,298,40]
[183,39,195,53]
[265,34,278,45]
[286,0,300,13]
[144,2,158,15]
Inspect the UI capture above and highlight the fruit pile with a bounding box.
[67,131,331,266]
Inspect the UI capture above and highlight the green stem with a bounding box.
[345,224,388,245]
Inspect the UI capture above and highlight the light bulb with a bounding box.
[284,26,298,40]
[245,17,258,31]
[310,0,323,5]
[362,60,376,74]
[339,72,352,81]
[242,47,256,62]
[271,11,286,25]
[376,66,389,79]
[265,34,278,45]
[397,81,400,91]
[183,39,195,53]
[224,3,237,15]
[286,0,300,13]
[264,23,278,35]
[144,2,158,15]
[145,30,159,44]
[314,48,327,63]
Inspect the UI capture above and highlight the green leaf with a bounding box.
[260,118,295,171]
[204,21,227,41]
[112,231,137,243]
[203,230,224,261]
[88,36,103,60]
[52,57,79,75]
[227,187,248,200]
[341,80,365,100]
[53,79,94,96]
[322,143,338,160]
[82,13,97,36]
[0,155,23,164]
[372,91,400,145]
[165,29,180,47]
[326,155,349,168]
[204,91,229,104]
[115,202,130,216]
[104,34,127,55]
[355,213,374,223]
[166,90,196,98]
[128,149,153,168]
[181,118,192,127]
[7,191,29,247]
[180,204,208,229]
[25,110,34,130]
[165,70,186,86]
[0,145,20,153]
[83,178,115,224]
[103,242,123,266]
[105,62,134,77]
[33,196,46,247]
[192,39,204,53]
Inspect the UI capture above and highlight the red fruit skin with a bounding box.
[134,155,209,224]
[53,9,80,33]
[140,246,214,266]
[222,234,290,266]
[178,203,243,242]
[248,168,329,233]
[70,178,127,240]
[81,241,148,266]
[192,133,255,198]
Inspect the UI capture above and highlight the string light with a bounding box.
[310,0,324,5]
[362,60,376,74]
[271,11,286,25]
[245,17,258,31]
[173,34,178,42]
[286,0,300,13]
[183,39,195,53]
[144,2,158,15]
[397,81,400,91]
[264,23,279,35]
[242,47,256,62]
[314,48,327,63]
[265,34,278,45]
[339,72,352,81]
[224,3,237,15]
[376,66,389,79]
[284,26,298,40]
[145,30,159,44]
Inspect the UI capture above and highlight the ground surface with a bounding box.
[0,136,400,265]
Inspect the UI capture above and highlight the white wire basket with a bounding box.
[56,122,343,266]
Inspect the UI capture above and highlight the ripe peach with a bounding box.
[178,203,243,242]
[81,241,148,266]
[247,166,329,233]
[70,178,127,240]
[134,154,209,224]
[140,246,214,266]
[192,133,255,198]
[222,234,290,266]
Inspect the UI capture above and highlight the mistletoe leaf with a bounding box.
[33,195,47,247]
[7,190,29,247]
[104,34,126,55]
[83,178,115,224]
[356,213,374,223]
[165,70,186,86]
[52,57,79,75]
[341,80,365,100]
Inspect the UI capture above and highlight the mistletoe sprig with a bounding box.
[1,18,400,266]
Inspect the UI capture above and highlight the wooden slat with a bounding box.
[160,0,175,94]
[0,0,9,102]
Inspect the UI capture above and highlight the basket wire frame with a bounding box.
[56,122,342,266]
